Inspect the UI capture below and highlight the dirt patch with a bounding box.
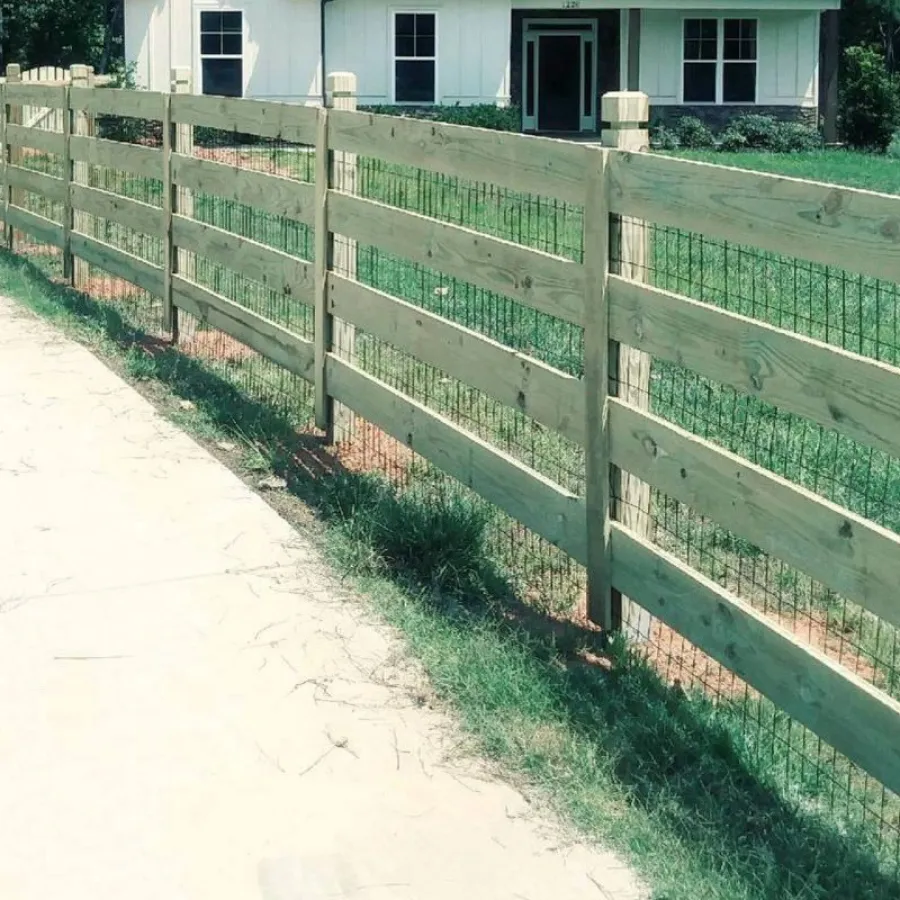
[640,604,882,701]
[194,146,306,181]
[332,419,414,483]
[180,328,257,364]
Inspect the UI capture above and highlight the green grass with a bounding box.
[674,148,900,194]
[2,249,898,900]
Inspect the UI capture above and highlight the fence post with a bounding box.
[167,67,193,340]
[314,71,357,445]
[600,91,654,639]
[5,64,21,251]
[70,64,94,290]
[62,79,73,280]
[583,148,614,631]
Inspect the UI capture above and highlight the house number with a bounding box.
[562,0,581,7]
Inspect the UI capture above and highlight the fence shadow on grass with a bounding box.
[7,250,897,900]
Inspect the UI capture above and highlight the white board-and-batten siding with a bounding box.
[125,0,510,105]
[125,0,823,112]
[125,0,322,102]
[640,9,820,107]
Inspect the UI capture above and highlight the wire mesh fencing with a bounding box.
[332,150,588,614]
[174,123,316,426]
[4,88,899,882]
[610,220,900,875]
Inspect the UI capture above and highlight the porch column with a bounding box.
[627,10,641,92]
[820,10,839,144]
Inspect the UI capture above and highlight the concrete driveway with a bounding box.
[0,296,642,900]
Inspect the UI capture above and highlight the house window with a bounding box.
[394,12,436,103]
[200,10,243,97]
[683,18,757,104]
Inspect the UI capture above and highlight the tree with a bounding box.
[842,0,900,71]
[839,43,899,150]
[0,0,123,73]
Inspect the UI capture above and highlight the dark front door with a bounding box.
[537,34,581,132]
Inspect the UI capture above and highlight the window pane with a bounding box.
[222,11,242,32]
[724,19,756,60]
[395,60,435,103]
[683,62,716,102]
[416,34,435,57]
[684,19,702,40]
[202,58,242,97]
[416,13,435,36]
[699,38,717,60]
[200,33,221,56]
[684,20,717,60]
[395,34,415,57]
[723,62,756,102]
[222,33,242,55]
[200,11,222,33]
[395,13,415,36]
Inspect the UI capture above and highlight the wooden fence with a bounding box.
[2,68,900,804]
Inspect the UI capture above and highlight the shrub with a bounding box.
[839,44,899,152]
[718,128,748,152]
[673,116,715,149]
[362,103,521,132]
[772,121,823,153]
[651,123,679,150]
[728,114,780,149]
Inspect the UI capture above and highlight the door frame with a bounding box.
[522,18,598,133]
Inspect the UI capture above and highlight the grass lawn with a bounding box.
[6,141,900,896]
[674,148,900,194]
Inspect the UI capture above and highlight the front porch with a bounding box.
[511,8,630,136]
[510,6,838,139]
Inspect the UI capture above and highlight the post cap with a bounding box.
[601,92,649,126]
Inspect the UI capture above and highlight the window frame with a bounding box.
[197,6,245,98]
[391,9,438,105]
[680,16,758,106]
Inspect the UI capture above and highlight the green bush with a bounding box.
[673,116,715,149]
[651,122,679,150]
[362,103,521,132]
[839,44,899,152]
[728,114,780,149]
[772,121,823,153]
[718,127,748,152]
[716,114,820,153]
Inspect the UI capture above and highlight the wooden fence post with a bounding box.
[167,67,193,340]
[62,79,73,280]
[5,64,21,251]
[600,91,654,640]
[70,64,94,289]
[315,71,357,445]
[583,148,614,631]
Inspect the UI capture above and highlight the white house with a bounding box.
[124,0,841,134]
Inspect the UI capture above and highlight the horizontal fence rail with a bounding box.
[2,76,900,855]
